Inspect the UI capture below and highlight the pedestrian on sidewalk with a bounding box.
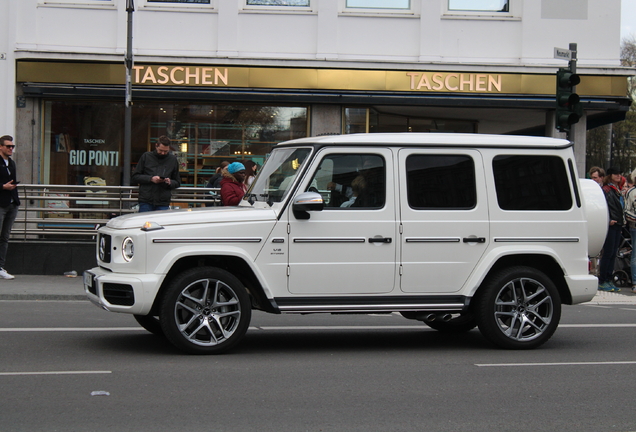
[0,135,20,280]
[623,172,636,294]
[598,167,625,292]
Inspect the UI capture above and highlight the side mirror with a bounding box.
[292,192,324,220]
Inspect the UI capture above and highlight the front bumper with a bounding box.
[83,268,165,315]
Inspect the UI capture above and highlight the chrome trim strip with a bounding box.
[278,303,465,312]
[293,238,366,243]
[494,237,579,243]
[405,237,461,243]
[153,238,262,244]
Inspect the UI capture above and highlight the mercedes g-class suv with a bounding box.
[84,133,608,354]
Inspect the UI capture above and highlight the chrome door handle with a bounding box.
[463,237,486,243]
[368,237,392,243]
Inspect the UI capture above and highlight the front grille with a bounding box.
[99,233,111,263]
[103,283,135,306]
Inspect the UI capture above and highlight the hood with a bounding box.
[106,206,277,230]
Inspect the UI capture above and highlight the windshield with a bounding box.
[246,147,312,205]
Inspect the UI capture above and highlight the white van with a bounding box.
[84,133,608,354]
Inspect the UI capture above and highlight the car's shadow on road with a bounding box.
[85,327,499,356]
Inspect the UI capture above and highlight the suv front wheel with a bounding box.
[160,267,252,354]
[475,266,561,349]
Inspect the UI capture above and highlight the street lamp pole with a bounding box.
[123,0,135,186]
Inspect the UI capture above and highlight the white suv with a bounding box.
[84,133,608,354]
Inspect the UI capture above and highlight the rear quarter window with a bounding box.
[493,155,572,210]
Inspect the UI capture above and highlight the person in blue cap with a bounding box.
[220,161,247,206]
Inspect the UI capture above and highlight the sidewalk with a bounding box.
[1,274,636,305]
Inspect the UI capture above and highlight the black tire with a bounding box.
[133,314,163,336]
[475,266,561,350]
[160,267,252,354]
[425,313,477,333]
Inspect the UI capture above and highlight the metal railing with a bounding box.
[11,184,221,241]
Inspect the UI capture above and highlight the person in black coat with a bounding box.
[131,135,181,212]
[0,135,20,279]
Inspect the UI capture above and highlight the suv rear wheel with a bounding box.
[160,267,252,354]
[475,266,561,349]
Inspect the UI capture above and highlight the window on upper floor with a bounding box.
[242,0,313,13]
[340,0,417,16]
[141,0,214,10]
[346,0,410,9]
[448,0,509,13]
[147,0,210,3]
[443,0,518,19]
[39,0,114,8]
[246,0,310,5]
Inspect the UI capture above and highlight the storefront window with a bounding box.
[42,101,308,187]
[344,107,476,134]
[43,101,123,187]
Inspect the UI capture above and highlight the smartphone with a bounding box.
[13,181,20,185]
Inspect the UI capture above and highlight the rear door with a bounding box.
[398,149,489,293]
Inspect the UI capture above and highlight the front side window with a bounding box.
[493,155,572,211]
[249,148,312,205]
[448,0,509,12]
[307,154,385,209]
[406,155,476,209]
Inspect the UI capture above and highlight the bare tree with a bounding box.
[585,36,636,175]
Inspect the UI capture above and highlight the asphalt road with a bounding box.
[1,300,636,432]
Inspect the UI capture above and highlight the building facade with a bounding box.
[0,0,632,188]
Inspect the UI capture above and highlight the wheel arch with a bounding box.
[147,254,278,316]
[471,254,571,307]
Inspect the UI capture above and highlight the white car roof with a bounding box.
[278,133,572,149]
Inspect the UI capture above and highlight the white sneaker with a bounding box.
[0,268,15,280]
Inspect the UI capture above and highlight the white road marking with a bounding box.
[0,327,143,332]
[0,371,112,376]
[476,361,636,367]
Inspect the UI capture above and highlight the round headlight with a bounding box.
[122,237,134,262]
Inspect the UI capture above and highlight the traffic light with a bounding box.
[555,67,582,133]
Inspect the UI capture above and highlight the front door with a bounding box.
[287,148,397,295]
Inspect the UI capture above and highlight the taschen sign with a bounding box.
[15,61,629,97]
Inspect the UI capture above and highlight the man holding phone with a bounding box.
[131,135,180,212]
[0,135,20,279]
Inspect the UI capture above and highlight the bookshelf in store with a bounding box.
[150,122,270,187]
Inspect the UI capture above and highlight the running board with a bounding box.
[273,295,469,314]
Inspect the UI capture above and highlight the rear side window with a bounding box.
[406,154,476,209]
[493,155,572,210]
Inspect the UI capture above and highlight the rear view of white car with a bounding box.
[84,133,607,354]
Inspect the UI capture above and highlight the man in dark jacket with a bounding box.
[0,135,20,279]
[132,135,180,212]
